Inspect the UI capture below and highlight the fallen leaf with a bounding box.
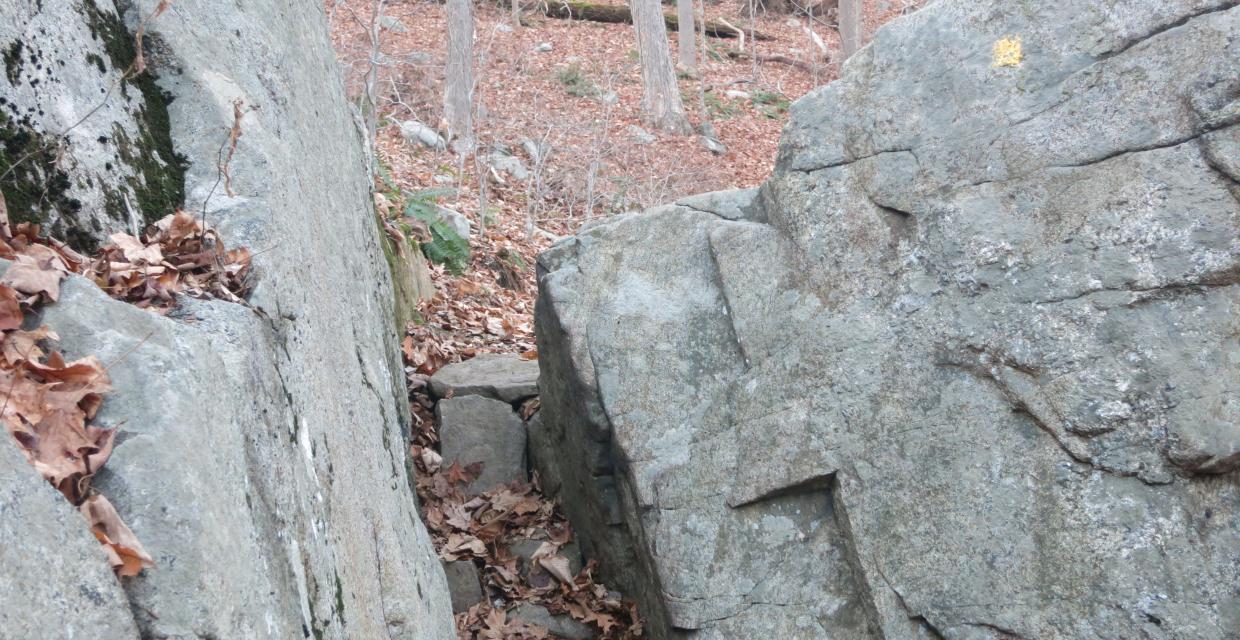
[0,285,23,331]
[537,553,576,585]
[2,254,65,302]
[79,494,154,577]
[108,234,163,265]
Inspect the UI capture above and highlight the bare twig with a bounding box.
[717,17,745,52]
[201,100,256,226]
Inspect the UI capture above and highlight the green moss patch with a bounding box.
[0,0,191,249]
[0,112,81,224]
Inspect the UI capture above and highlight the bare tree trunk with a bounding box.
[444,0,475,149]
[631,0,692,134]
[511,0,521,28]
[694,0,709,119]
[676,0,695,72]
[838,0,861,61]
[360,0,387,148]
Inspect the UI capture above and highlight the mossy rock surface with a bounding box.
[0,0,185,250]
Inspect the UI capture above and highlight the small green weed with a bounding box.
[705,92,740,119]
[751,89,790,119]
[556,63,599,98]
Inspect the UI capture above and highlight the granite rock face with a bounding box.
[0,1,454,638]
[0,442,139,640]
[533,1,1240,639]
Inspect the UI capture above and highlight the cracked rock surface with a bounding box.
[531,1,1240,638]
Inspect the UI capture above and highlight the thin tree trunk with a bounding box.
[361,0,386,147]
[838,0,861,61]
[444,0,475,149]
[511,0,521,28]
[694,0,709,120]
[676,0,695,72]
[631,0,692,133]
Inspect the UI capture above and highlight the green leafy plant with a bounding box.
[751,89,790,119]
[402,188,471,275]
[705,92,740,119]
[376,161,401,198]
[555,63,599,98]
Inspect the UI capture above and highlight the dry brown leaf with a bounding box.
[222,100,247,197]
[1,326,55,361]
[444,501,474,531]
[537,554,575,585]
[3,254,65,301]
[0,284,23,331]
[80,494,154,577]
[131,0,172,75]
[518,397,540,421]
[480,607,507,640]
[442,533,488,559]
[162,210,200,242]
[108,233,164,264]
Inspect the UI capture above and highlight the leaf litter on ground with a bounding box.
[409,373,645,639]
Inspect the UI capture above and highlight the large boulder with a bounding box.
[532,2,1240,639]
[0,1,455,638]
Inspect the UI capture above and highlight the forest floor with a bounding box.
[326,1,919,637]
[328,0,919,363]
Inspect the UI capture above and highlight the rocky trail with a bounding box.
[408,354,645,638]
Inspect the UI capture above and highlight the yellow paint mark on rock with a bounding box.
[993,36,1023,67]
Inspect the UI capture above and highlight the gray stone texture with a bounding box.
[675,188,762,222]
[0,0,455,638]
[437,395,528,493]
[510,603,596,640]
[430,353,541,403]
[401,120,447,150]
[0,442,140,640]
[442,560,485,613]
[533,2,1240,639]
